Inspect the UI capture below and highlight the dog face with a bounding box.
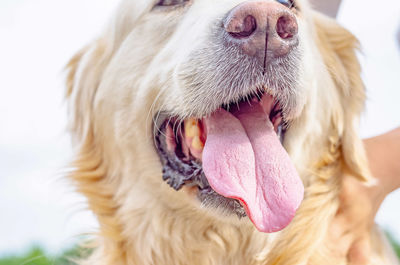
[67,0,371,246]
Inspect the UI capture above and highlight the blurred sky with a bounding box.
[0,0,399,256]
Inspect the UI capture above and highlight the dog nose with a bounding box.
[224,1,298,59]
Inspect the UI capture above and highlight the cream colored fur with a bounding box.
[66,0,397,264]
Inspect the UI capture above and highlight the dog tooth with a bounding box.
[192,136,204,151]
[185,118,200,138]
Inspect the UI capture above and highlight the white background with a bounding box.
[0,0,399,256]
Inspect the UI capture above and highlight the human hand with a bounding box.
[328,175,385,264]
[328,128,400,264]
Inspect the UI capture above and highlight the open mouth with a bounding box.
[154,90,304,233]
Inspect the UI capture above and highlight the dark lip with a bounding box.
[154,118,248,218]
[155,119,208,191]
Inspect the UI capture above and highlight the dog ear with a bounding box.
[65,2,139,143]
[313,12,373,183]
[65,39,111,143]
[65,40,125,243]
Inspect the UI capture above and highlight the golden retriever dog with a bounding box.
[66,0,397,264]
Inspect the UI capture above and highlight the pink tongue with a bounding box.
[202,103,304,233]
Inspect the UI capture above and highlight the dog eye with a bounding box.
[276,0,295,8]
[156,0,189,7]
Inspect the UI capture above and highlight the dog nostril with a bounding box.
[228,15,257,39]
[276,15,297,40]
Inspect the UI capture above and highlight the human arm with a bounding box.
[365,128,400,194]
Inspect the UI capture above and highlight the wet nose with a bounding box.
[224,1,298,59]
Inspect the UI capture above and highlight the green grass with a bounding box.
[0,234,399,264]
[386,232,400,259]
[0,245,91,265]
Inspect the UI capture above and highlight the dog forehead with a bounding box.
[119,0,308,15]
[117,0,308,34]
[111,0,310,39]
